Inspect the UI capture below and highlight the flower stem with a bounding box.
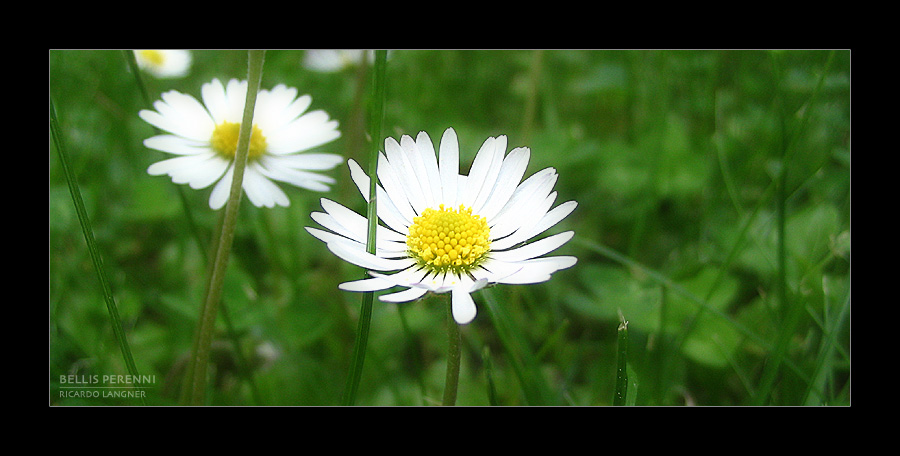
[342,50,387,405]
[124,50,262,405]
[443,295,461,406]
[182,50,266,405]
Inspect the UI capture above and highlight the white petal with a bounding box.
[266,111,340,154]
[282,93,313,123]
[209,165,234,210]
[420,271,448,291]
[253,85,301,132]
[380,286,429,303]
[139,98,214,143]
[477,147,531,220]
[347,159,411,235]
[309,227,406,259]
[491,192,556,246]
[270,153,343,171]
[400,134,436,208]
[147,154,229,190]
[438,128,459,207]
[160,90,216,140]
[325,238,416,272]
[257,157,335,192]
[384,136,427,214]
[415,131,443,206]
[466,135,505,211]
[451,286,477,325]
[489,231,575,262]
[339,276,396,292]
[222,79,249,122]
[309,212,357,242]
[469,277,490,293]
[490,190,558,250]
[472,259,524,283]
[312,216,402,259]
[378,288,428,302]
[495,256,577,285]
[318,198,407,244]
[489,168,557,236]
[242,164,289,208]
[143,135,209,156]
[309,205,408,256]
[305,226,361,247]
[521,200,578,244]
[199,78,245,124]
[377,152,417,221]
[370,266,431,289]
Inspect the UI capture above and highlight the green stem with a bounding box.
[613,317,629,406]
[50,98,146,405]
[443,296,461,406]
[125,51,262,405]
[342,50,387,405]
[183,50,266,405]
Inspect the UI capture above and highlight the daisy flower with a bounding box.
[134,50,192,79]
[303,50,373,73]
[140,78,342,209]
[306,127,577,325]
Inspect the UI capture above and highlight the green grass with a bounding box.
[49,49,850,406]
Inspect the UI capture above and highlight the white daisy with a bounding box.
[303,50,373,73]
[306,127,577,325]
[134,50,192,79]
[140,78,342,209]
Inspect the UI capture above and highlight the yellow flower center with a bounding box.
[138,50,166,66]
[210,121,267,161]
[407,204,491,273]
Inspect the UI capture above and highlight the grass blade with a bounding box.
[613,317,629,406]
[182,50,266,405]
[50,98,146,405]
[342,49,387,405]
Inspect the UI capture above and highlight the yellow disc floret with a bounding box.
[407,204,491,273]
[210,121,267,161]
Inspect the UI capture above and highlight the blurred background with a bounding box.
[49,49,850,405]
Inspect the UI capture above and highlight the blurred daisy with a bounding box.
[140,78,342,209]
[303,50,374,72]
[306,128,577,324]
[134,49,192,78]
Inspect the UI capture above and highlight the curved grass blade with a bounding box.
[50,98,146,405]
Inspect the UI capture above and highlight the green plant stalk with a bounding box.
[342,49,387,406]
[50,98,146,405]
[125,51,263,404]
[613,318,629,406]
[183,50,266,406]
[443,296,461,406]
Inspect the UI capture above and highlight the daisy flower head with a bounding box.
[306,128,577,325]
[140,78,342,209]
[134,50,192,79]
[303,50,374,73]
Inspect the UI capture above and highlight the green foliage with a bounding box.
[49,49,850,405]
